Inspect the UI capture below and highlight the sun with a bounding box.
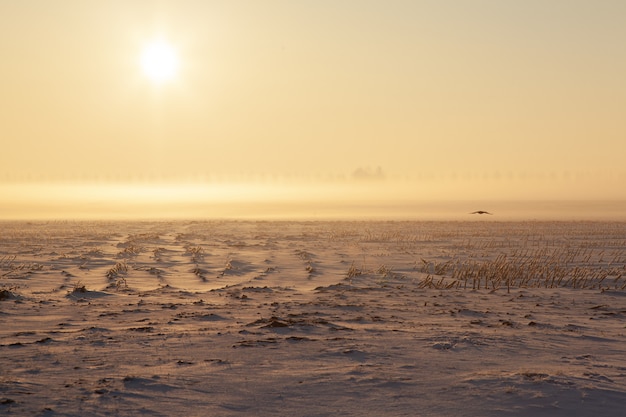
[140,40,179,83]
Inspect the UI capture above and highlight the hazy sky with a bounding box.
[1,1,625,218]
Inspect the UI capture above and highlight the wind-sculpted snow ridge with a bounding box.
[1,220,626,416]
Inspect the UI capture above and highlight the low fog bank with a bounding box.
[1,182,625,221]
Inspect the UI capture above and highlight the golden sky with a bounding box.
[1,1,625,219]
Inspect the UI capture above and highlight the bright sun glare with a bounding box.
[140,40,179,83]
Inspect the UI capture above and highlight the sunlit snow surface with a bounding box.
[1,220,626,416]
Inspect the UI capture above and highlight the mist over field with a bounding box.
[2,180,626,221]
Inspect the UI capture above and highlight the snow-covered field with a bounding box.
[1,220,626,416]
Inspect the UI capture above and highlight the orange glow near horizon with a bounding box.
[2,180,626,221]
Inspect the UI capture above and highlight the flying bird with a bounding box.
[470,211,493,215]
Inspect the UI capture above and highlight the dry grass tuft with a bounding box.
[1,255,44,277]
[106,261,128,280]
[70,281,87,294]
[185,245,204,262]
[417,246,626,292]
[346,261,363,280]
